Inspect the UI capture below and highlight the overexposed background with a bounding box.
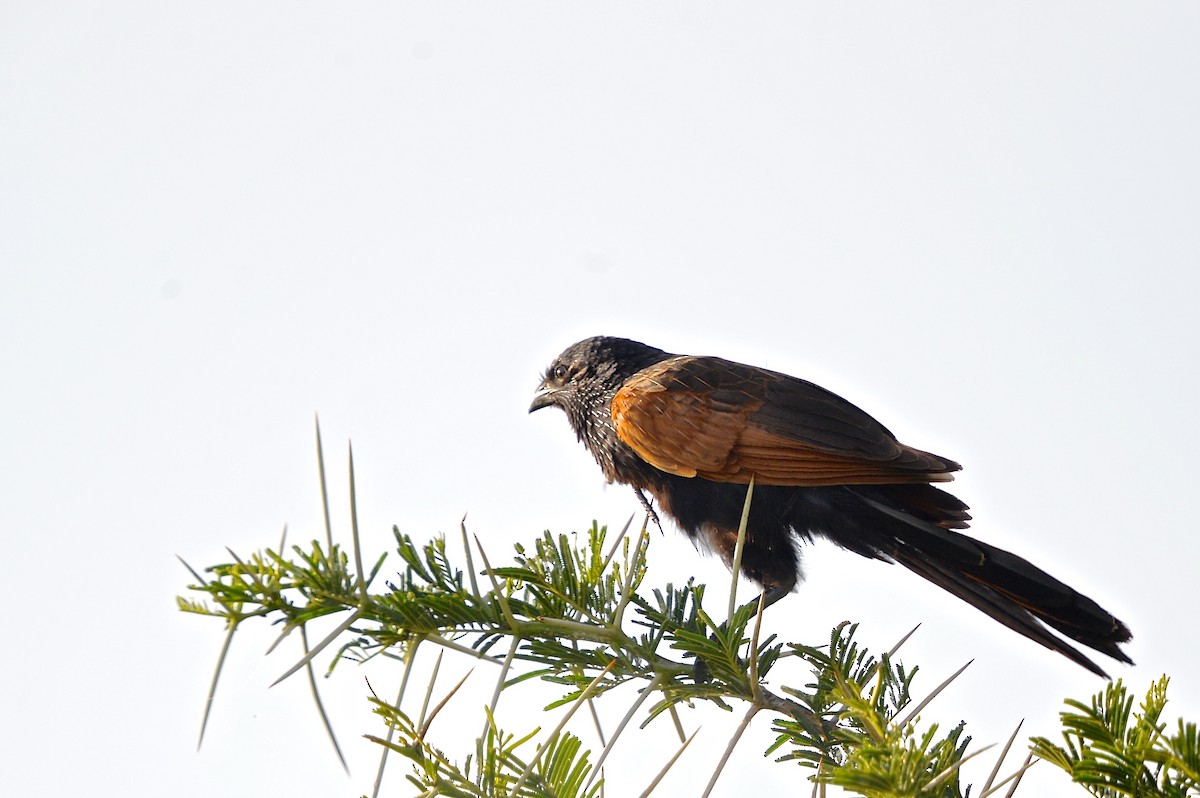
[3,3,1197,796]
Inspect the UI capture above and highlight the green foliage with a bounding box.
[365,702,601,798]
[180,519,1024,796]
[772,626,974,797]
[1032,677,1200,797]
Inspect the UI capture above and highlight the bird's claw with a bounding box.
[634,488,663,532]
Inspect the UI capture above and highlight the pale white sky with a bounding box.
[3,3,1198,797]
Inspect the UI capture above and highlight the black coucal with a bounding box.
[529,336,1132,677]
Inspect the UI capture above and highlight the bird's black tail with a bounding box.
[825,487,1133,677]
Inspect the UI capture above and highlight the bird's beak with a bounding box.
[529,385,557,413]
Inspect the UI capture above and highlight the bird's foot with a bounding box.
[633,488,663,532]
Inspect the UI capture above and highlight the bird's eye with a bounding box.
[552,364,568,381]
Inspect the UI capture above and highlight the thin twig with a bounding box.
[176,555,208,587]
[371,636,423,798]
[668,703,687,744]
[998,752,1037,798]
[897,659,972,727]
[224,547,265,594]
[460,514,480,600]
[981,718,1024,795]
[887,623,920,658]
[197,620,238,749]
[748,590,767,697]
[727,475,755,622]
[637,727,700,798]
[347,442,367,601]
[701,705,758,798]
[271,607,364,687]
[584,674,666,792]
[301,624,348,773]
[600,513,635,575]
[416,649,445,733]
[612,526,650,631]
[481,635,522,742]
[264,621,298,656]
[314,414,333,551]
[924,743,995,792]
[474,534,519,631]
[587,696,606,747]
[419,667,474,738]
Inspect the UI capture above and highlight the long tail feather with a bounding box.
[846,491,1133,677]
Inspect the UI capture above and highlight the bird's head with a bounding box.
[529,337,669,436]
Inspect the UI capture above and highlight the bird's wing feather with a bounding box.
[611,356,959,486]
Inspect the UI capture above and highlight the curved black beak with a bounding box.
[529,385,556,413]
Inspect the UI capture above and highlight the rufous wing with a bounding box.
[611,356,959,486]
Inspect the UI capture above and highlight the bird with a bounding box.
[529,335,1132,677]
